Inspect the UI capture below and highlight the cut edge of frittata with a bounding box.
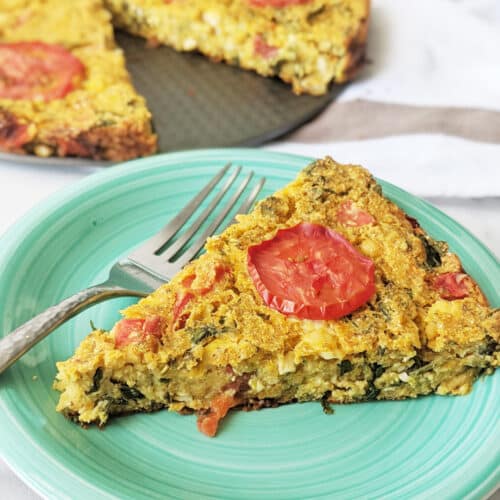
[105,0,370,96]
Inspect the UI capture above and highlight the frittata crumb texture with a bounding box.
[54,157,499,435]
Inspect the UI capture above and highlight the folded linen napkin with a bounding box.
[269,0,500,198]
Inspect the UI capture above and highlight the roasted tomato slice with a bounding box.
[433,272,470,300]
[337,200,375,227]
[247,222,376,320]
[0,41,85,101]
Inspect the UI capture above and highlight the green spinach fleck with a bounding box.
[307,5,325,22]
[479,335,498,356]
[102,396,128,407]
[418,235,442,268]
[86,367,103,394]
[378,302,392,321]
[339,359,353,376]
[256,312,271,321]
[408,356,428,372]
[270,59,286,76]
[187,325,221,344]
[119,384,145,401]
[321,394,335,415]
[365,382,380,401]
[371,363,385,379]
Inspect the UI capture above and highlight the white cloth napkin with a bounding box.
[268,0,500,197]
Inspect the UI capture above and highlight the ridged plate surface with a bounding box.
[0,149,498,499]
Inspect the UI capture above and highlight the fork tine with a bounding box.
[160,166,242,260]
[128,166,265,282]
[131,163,231,256]
[233,177,266,218]
[176,171,255,263]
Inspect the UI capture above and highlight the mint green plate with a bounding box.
[0,149,498,499]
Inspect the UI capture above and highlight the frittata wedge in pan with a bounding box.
[54,157,499,437]
[105,0,369,95]
[0,0,156,160]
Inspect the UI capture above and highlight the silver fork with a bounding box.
[0,164,265,374]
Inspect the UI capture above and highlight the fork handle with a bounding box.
[0,285,144,375]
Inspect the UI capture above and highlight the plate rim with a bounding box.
[0,148,498,499]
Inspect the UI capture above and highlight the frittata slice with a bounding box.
[0,0,157,160]
[54,157,499,436]
[105,0,369,95]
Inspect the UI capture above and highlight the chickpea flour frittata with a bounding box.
[0,0,369,160]
[54,157,499,437]
[0,0,157,160]
[105,0,369,95]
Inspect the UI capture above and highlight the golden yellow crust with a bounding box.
[53,157,499,431]
[105,0,370,95]
[0,0,157,160]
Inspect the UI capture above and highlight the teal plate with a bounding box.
[0,149,498,499]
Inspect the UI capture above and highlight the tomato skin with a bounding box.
[197,413,219,438]
[433,272,470,300]
[247,222,376,320]
[115,319,146,348]
[56,137,92,157]
[254,35,278,59]
[337,200,375,227]
[172,292,194,328]
[0,41,85,101]
[114,316,163,348]
[143,315,163,337]
[0,111,31,149]
[197,393,238,437]
[181,275,196,288]
[197,265,230,295]
[172,265,230,329]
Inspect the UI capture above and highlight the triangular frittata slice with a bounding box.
[54,157,499,436]
[0,0,156,160]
